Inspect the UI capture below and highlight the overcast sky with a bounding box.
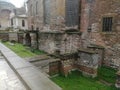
[0,0,26,8]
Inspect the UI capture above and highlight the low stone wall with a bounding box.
[77,65,97,77]
[0,32,9,41]
[49,50,99,77]
[60,60,76,77]
[9,32,18,42]
[49,61,60,76]
[0,32,24,43]
[38,31,81,54]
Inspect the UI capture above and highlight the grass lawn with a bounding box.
[52,70,117,90]
[98,65,117,84]
[2,42,45,58]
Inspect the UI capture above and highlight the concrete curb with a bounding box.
[0,43,62,90]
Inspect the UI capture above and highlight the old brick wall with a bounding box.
[27,0,44,30]
[38,32,81,54]
[80,0,120,66]
[0,32,24,43]
[27,0,120,67]
[27,0,81,31]
[27,0,65,31]
[0,32,9,41]
[49,61,60,76]
[77,65,97,76]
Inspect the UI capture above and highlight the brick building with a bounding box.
[26,0,120,77]
[80,0,120,67]
[0,1,15,30]
[26,0,120,66]
[10,6,28,31]
[27,0,81,31]
[26,0,82,54]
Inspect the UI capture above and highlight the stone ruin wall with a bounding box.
[0,32,24,43]
[81,0,120,67]
[38,32,81,54]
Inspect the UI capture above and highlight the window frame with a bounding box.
[102,17,113,32]
[22,19,25,27]
[36,2,38,15]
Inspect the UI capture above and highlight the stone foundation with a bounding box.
[0,32,9,41]
[49,49,99,77]
[38,31,81,54]
[0,32,24,43]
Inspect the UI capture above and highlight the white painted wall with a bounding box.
[12,17,28,30]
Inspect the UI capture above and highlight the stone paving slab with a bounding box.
[0,57,26,90]
[17,66,61,90]
[4,56,32,69]
[0,42,62,90]
[0,43,11,51]
[2,51,18,57]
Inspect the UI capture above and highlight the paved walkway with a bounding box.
[0,52,26,90]
[0,42,62,90]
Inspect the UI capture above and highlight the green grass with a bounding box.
[51,71,117,90]
[98,65,117,83]
[2,42,45,58]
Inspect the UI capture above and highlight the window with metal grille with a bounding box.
[102,17,113,32]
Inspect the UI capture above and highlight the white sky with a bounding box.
[9,0,25,8]
[1,0,26,8]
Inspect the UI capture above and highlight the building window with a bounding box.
[102,17,113,32]
[11,19,13,26]
[22,20,25,27]
[65,0,81,27]
[43,0,50,24]
[30,4,33,16]
[36,2,38,15]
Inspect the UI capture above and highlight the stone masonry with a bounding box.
[27,0,80,31]
[26,0,120,67]
[80,0,120,66]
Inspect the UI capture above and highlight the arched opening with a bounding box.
[25,33,31,46]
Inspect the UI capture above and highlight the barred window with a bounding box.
[102,17,113,32]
